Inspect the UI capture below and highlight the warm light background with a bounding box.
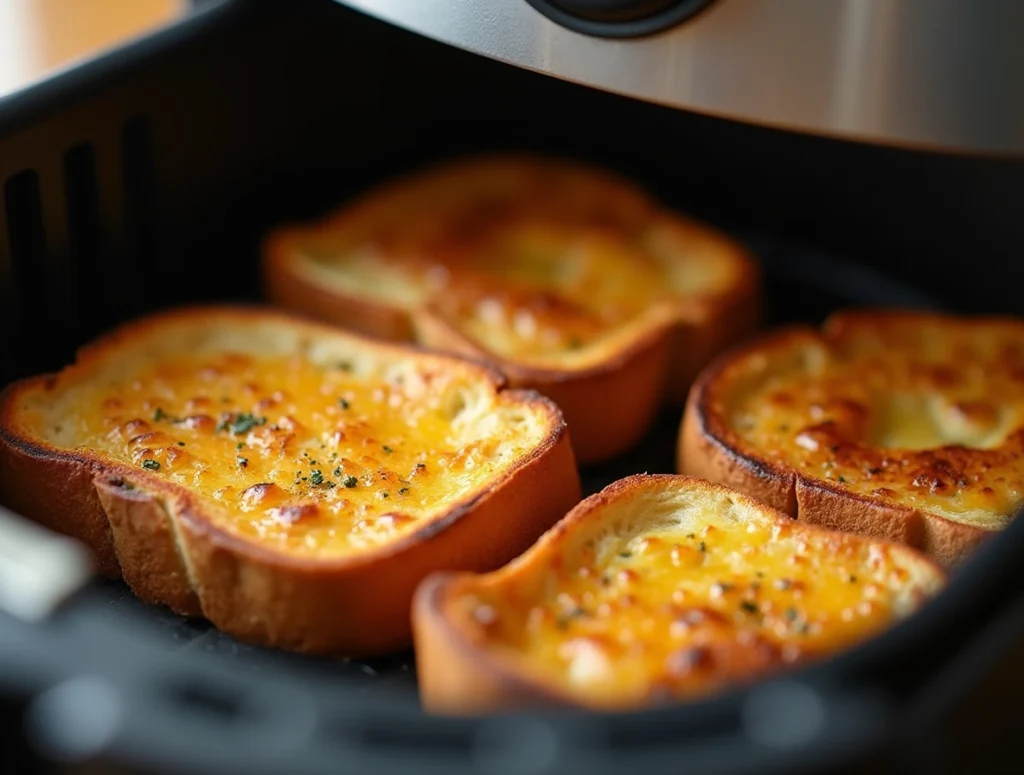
[0,0,185,99]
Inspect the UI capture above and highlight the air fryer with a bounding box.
[1,1,1023,773]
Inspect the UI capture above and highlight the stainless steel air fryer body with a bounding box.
[337,0,1024,155]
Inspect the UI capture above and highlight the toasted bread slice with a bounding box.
[413,474,944,713]
[680,310,1024,566]
[0,306,581,655]
[263,154,759,464]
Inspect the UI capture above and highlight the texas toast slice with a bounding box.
[681,310,1024,566]
[0,306,581,655]
[263,154,759,463]
[413,474,944,713]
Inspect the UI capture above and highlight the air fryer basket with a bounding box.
[2,1,1023,773]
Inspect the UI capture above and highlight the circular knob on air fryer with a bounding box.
[549,0,680,22]
[525,0,716,38]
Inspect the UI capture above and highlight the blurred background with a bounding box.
[0,0,184,99]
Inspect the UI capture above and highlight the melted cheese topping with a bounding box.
[34,351,544,557]
[725,321,1024,528]
[296,161,740,367]
[460,515,934,708]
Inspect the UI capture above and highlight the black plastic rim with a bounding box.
[523,0,717,39]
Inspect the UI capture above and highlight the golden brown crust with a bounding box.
[679,311,1024,566]
[412,473,946,714]
[262,154,760,464]
[0,306,581,656]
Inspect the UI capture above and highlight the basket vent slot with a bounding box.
[3,170,48,375]
[4,170,47,316]
[63,143,101,326]
[121,115,157,306]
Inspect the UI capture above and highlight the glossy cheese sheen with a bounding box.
[33,351,543,557]
[726,322,1024,528]
[296,160,739,367]
[460,517,921,708]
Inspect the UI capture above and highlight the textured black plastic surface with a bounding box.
[1,1,1023,773]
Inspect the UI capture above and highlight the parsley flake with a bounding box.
[398,487,410,495]
[338,398,350,410]
[142,459,160,471]
[309,470,324,486]
[237,457,248,469]
[221,413,266,435]
[740,601,758,614]
[342,475,358,488]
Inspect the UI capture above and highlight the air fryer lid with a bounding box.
[335,0,1024,155]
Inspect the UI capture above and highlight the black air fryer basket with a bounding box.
[1,1,1023,773]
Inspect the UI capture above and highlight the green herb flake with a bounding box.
[382,445,394,454]
[177,441,185,447]
[342,475,358,488]
[618,551,632,559]
[338,398,350,410]
[848,574,858,584]
[786,607,798,621]
[379,491,389,499]
[236,442,244,450]
[153,407,169,422]
[699,541,706,553]
[221,413,267,435]
[309,470,324,486]
[142,459,160,471]
[740,601,758,614]
[556,607,588,629]
[838,475,847,483]
[398,487,410,495]
[333,467,342,477]
[237,457,248,469]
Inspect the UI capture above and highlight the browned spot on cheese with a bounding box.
[727,322,1024,528]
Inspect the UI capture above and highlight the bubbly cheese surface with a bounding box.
[460,515,934,708]
[34,350,545,557]
[297,162,740,366]
[724,320,1024,528]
